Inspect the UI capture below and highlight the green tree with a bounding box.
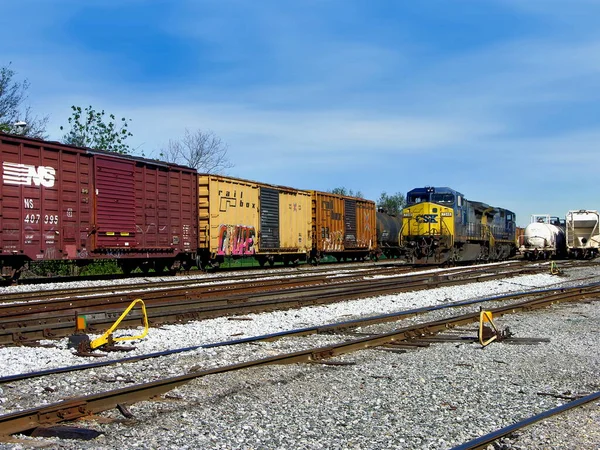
[60,105,133,154]
[0,63,48,137]
[161,129,233,173]
[377,191,406,216]
[330,187,364,198]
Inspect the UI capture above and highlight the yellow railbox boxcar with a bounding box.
[197,174,312,267]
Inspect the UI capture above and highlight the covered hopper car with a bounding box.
[565,210,600,259]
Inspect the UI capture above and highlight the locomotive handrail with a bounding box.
[440,217,453,246]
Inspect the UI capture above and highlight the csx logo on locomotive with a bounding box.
[415,214,438,224]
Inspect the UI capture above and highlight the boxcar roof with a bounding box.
[0,131,195,172]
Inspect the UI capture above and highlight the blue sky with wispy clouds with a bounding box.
[2,0,599,226]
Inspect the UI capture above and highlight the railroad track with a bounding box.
[0,282,598,437]
[451,390,600,449]
[0,261,542,345]
[0,281,583,384]
[0,259,523,304]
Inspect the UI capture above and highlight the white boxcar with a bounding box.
[519,214,565,260]
[566,210,600,259]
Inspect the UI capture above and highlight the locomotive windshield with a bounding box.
[431,193,454,206]
[407,194,429,205]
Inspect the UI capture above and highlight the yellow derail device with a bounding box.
[70,298,149,355]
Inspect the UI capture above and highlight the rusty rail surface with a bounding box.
[0,263,541,345]
[1,282,582,384]
[0,263,407,304]
[452,390,600,450]
[0,284,598,436]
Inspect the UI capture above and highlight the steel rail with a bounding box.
[0,265,544,345]
[3,282,592,384]
[451,390,600,450]
[0,286,598,436]
[1,263,473,317]
[11,258,410,288]
[0,261,525,310]
[0,262,418,305]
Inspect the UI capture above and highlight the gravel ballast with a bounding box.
[0,263,598,449]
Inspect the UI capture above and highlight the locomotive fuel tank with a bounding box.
[520,215,565,260]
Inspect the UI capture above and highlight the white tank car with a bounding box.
[519,214,566,260]
[566,210,600,259]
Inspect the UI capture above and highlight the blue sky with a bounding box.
[2,0,600,226]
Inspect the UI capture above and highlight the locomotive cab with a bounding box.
[401,187,459,263]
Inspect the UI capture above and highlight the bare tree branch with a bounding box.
[162,129,233,174]
[0,63,49,138]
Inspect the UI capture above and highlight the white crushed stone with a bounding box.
[0,272,562,378]
[0,263,598,450]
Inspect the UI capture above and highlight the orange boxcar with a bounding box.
[310,191,377,262]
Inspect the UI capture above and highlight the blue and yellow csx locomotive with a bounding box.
[400,187,517,264]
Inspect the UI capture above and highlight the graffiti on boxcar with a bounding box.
[217,224,256,255]
[43,247,57,259]
[288,203,302,212]
[323,230,344,251]
[362,210,372,233]
[104,251,124,259]
[136,223,167,234]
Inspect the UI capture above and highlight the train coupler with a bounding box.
[68,299,149,357]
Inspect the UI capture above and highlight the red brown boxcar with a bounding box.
[0,133,197,277]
